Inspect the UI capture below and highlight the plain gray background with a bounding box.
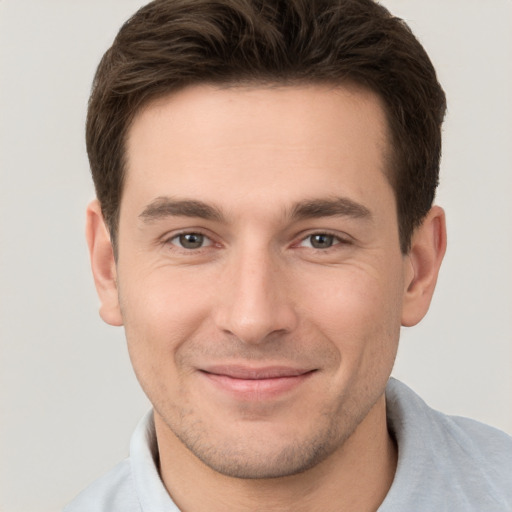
[1,1,511,511]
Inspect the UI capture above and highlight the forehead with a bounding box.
[123,84,393,218]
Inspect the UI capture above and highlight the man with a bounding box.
[65,0,512,510]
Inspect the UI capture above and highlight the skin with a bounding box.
[87,84,446,511]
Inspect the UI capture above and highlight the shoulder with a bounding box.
[432,407,512,496]
[443,412,512,464]
[63,459,141,512]
[63,410,178,512]
[383,379,512,511]
[387,378,512,447]
[387,378,512,458]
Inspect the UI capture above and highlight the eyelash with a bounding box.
[164,230,351,253]
[165,231,215,251]
[295,231,352,251]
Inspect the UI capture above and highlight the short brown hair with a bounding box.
[86,0,446,253]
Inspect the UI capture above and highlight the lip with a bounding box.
[198,365,316,400]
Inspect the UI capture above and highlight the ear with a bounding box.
[85,199,123,326]
[401,206,447,327]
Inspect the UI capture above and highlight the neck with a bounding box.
[155,395,397,512]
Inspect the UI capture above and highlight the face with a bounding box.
[110,84,412,478]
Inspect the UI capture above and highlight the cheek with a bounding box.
[297,265,403,363]
[299,265,398,320]
[118,266,212,371]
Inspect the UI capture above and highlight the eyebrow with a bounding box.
[139,197,224,222]
[289,197,372,221]
[138,195,372,224]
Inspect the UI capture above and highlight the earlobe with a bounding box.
[85,200,123,326]
[401,206,447,327]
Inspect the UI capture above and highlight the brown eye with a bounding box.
[176,233,206,249]
[308,234,335,249]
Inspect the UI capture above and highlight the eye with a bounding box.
[299,233,341,249]
[169,232,212,249]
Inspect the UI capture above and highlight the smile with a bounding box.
[199,366,317,400]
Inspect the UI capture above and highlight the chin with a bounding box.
[192,441,334,479]
[171,413,356,480]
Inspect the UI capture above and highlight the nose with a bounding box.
[214,247,299,345]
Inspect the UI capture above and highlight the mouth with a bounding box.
[198,365,317,400]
